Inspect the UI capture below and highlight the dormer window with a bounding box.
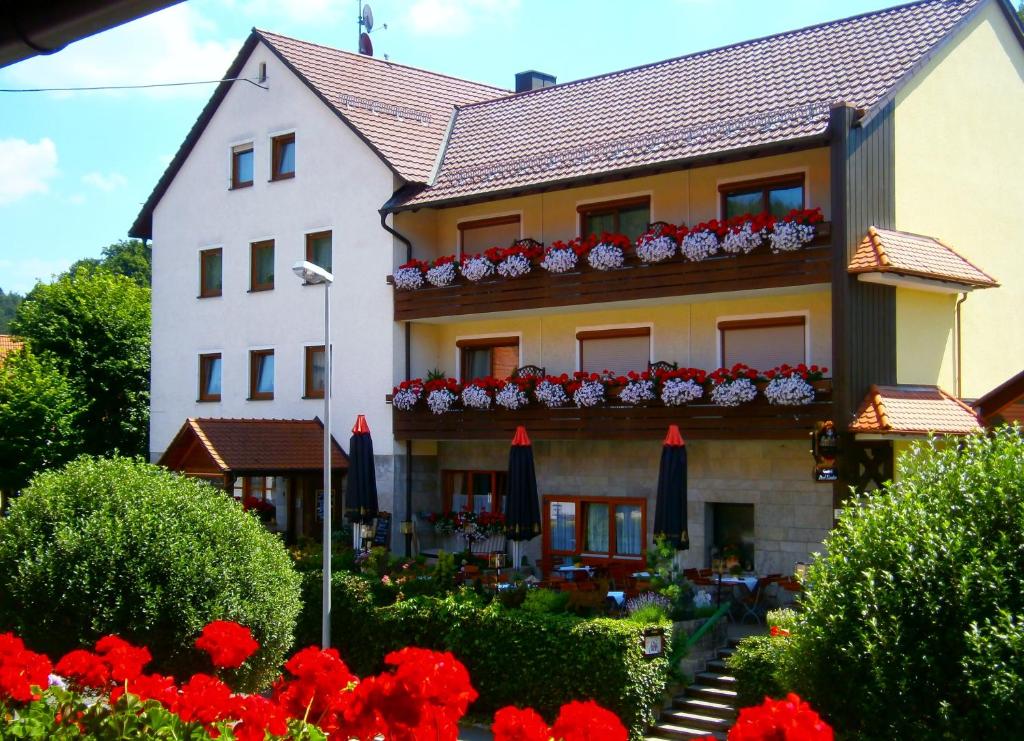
[231,144,253,189]
[271,133,295,180]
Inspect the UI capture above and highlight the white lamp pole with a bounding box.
[292,260,334,649]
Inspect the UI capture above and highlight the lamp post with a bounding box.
[292,260,334,648]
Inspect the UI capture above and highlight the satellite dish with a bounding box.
[362,4,374,33]
[359,32,373,56]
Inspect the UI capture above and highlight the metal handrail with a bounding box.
[683,601,731,649]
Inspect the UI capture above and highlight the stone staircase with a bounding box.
[646,640,741,741]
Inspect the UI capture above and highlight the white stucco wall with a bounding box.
[150,41,401,472]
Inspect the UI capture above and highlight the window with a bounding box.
[250,240,274,291]
[458,215,520,254]
[578,197,650,241]
[304,345,326,398]
[271,133,295,180]
[457,336,519,381]
[545,496,646,562]
[199,248,222,298]
[198,353,222,402]
[249,349,274,400]
[577,327,650,374]
[231,144,253,189]
[719,316,806,369]
[443,471,507,514]
[305,231,332,274]
[720,174,805,219]
[710,503,755,570]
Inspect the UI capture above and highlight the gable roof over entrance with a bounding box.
[159,417,349,475]
[850,384,983,437]
[129,30,506,239]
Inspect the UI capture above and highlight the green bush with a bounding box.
[728,633,792,708]
[766,608,798,631]
[789,427,1024,738]
[299,574,669,738]
[522,587,569,614]
[0,456,301,690]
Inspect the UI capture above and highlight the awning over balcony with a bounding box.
[850,385,982,438]
[159,417,349,477]
[848,227,998,293]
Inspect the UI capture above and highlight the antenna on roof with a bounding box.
[357,2,387,57]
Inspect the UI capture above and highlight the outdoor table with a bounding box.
[555,565,593,581]
[716,574,759,591]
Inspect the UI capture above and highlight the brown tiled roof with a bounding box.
[161,418,349,473]
[0,335,24,366]
[849,226,998,288]
[850,385,982,436]
[256,30,507,182]
[394,0,987,210]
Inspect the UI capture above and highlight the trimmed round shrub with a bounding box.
[789,427,1024,737]
[0,456,301,690]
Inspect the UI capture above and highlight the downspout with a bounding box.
[379,208,415,557]
[955,292,967,398]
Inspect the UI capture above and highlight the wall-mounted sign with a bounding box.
[810,421,839,482]
[814,463,839,482]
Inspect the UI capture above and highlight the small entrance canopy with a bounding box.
[159,417,349,488]
[850,384,982,439]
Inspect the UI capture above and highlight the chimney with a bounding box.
[515,70,556,94]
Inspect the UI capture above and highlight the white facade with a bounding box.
[150,42,403,514]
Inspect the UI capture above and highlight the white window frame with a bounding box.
[714,310,811,369]
[453,331,523,382]
[574,322,654,373]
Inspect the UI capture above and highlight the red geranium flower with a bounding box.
[232,693,289,741]
[0,632,53,703]
[177,673,234,727]
[95,635,151,682]
[549,700,627,741]
[493,705,551,741]
[195,621,260,669]
[731,693,833,740]
[55,649,111,689]
[112,672,179,709]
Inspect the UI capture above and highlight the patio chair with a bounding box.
[648,360,678,374]
[512,237,544,250]
[735,578,768,625]
[645,221,674,236]
[512,364,546,379]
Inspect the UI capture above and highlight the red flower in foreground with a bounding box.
[549,700,627,741]
[95,635,152,681]
[195,621,260,669]
[177,673,234,727]
[112,672,180,710]
[492,705,551,741]
[273,646,357,724]
[731,693,833,741]
[0,632,53,703]
[232,693,289,741]
[770,625,791,638]
[55,649,111,689]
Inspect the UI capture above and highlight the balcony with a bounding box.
[393,382,832,441]
[391,223,831,321]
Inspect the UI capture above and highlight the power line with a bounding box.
[0,76,268,93]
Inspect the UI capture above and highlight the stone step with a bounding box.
[685,683,739,702]
[661,708,733,732]
[672,696,738,719]
[695,671,737,689]
[706,658,730,673]
[649,721,728,740]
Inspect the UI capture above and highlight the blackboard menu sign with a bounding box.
[372,511,392,548]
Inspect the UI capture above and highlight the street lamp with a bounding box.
[292,260,334,648]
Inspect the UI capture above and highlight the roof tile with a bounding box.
[848,226,998,287]
[850,384,982,436]
[0,335,23,367]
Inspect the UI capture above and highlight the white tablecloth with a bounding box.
[716,575,759,591]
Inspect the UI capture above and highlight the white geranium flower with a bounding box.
[425,261,457,287]
[660,378,704,406]
[497,253,531,279]
[461,384,492,410]
[393,266,424,291]
[619,379,656,405]
[587,242,625,271]
[460,256,494,282]
[392,387,421,410]
[681,229,720,262]
[534,380,569,408]
[426,388,457,414]
[636,234,677,264]
[572,380,605,407]
[495,382,528,410]
[711,378,758,407]
[540,247,578,274]
[721,222,765,254]
[764,375,815,406]
[768,221,816,253]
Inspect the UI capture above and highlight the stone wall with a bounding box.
[424,439,832,575]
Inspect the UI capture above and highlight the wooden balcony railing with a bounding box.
[391,224,831,321]
[393,383,832,441]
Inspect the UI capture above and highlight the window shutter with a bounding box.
[579,332,650,374]
[460,218,520,252]
[721,321,805,369]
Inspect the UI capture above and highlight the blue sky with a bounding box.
[0,0,895,295]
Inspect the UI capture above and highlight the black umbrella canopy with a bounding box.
[654,424,689,550]
[346,414,378,524]
[505,425,541,542]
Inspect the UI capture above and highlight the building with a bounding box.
[135,0,1024,569]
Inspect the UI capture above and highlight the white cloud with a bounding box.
[0,256,74,294]
[0,4,241,98]
[405,0,521,36]
[0,138,58,206]
[81,172,128,192]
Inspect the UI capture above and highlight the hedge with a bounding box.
[299,571,669,738]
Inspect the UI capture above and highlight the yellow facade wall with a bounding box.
[894,0,1024,397]
[895,289,956,388]
[405,290,831,381]
[398,148,831,262]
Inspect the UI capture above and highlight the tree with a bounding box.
[0,289,22,334]
[12,268,150,458]
[65,239,151,287]
[0,348,82,492]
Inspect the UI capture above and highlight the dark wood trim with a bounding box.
[271,133,295,181]
[719,173,805,217]
[576,327,651,341]
[304,230,332,271]
[249,349,274,400]
[230,144,253,189]
[542,495,647,566]
[304,344,325,399]
[393,228,831,320]
[442,470,506,513]
[575,195,650,214]
[455,336,520,349]
[394,385,832,441]
[197,352,221,402]
[717,316,806,331]
[457,214,521,231]
[199,247,222,298]
[250,240,275,292]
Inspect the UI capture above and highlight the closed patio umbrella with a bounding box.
[654,424,689,550]
[506,425,541,571]
[346,414,378,550]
